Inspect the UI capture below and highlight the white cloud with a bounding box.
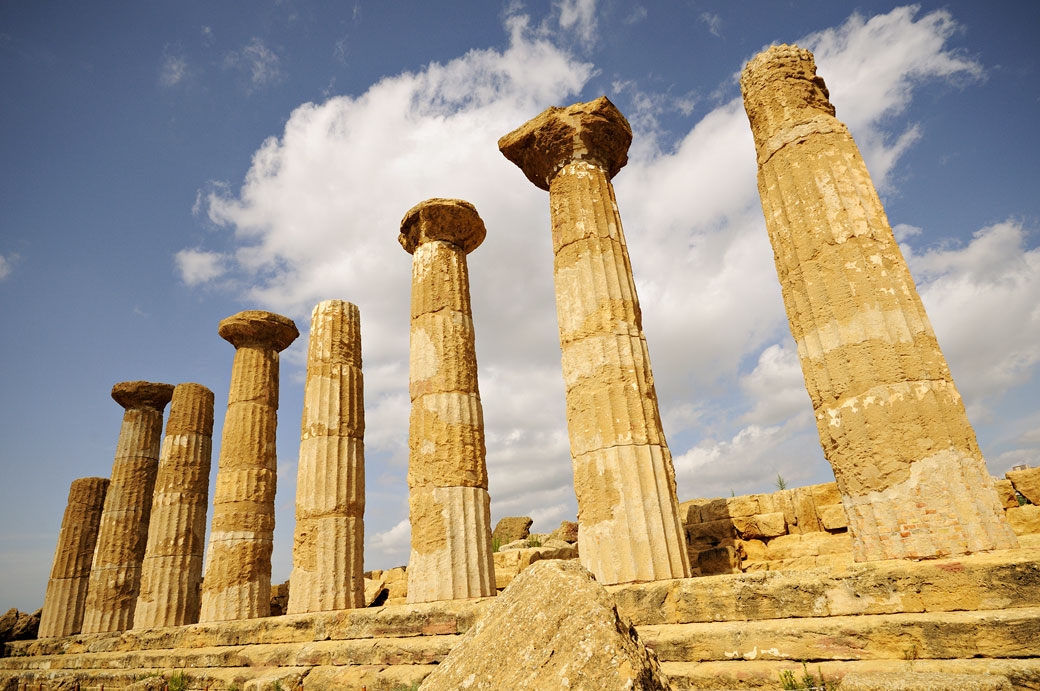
[555,0,597,46]
[159,49,187,87]
[0,253,16,280]
[700,12,722,38]
[174,248,228,285]
[183,6,1028,559]
[624,6,647,25]
[368,518,410,564]
[224,38,285,91]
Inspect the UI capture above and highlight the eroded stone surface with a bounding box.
[836,671,1012,691]
[200,311,298,623]
[288,300,366,614]
[499,98,689,585]
[418,560,669,691]
[134,383,214,629]
[403,199,495,603]
[39,477,109,638]
[81,381,173,634]
[492,516,532,544]
[740,44,1016,561]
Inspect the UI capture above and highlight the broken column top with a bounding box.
[218,310,299,351]
[399,198,486,254]
[740,44,837,152]
[498,96,632,191]
[110,381,175,411]
[165,383,215,436]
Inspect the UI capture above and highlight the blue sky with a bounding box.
[2,1,1038,610]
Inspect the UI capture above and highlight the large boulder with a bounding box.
[418,559,670,691]
[0,608,39,646]
[549,520,579,543]
[492,516,533,544]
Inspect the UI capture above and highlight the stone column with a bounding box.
[287,300,365,613]
[740,44,1018,561]
[401,198,496,603]
[134,383,214,629]
[499,97,690,584]
[82,381,174,633]
[39,477,110,638]
[200,311,299,622]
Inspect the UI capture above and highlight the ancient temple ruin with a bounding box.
[5,43,1040,690]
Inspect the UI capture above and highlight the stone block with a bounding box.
[1007,467,1040,505]
[1006,504,1040,536]
[492,516,532,544]
[724,494,761,517]
[733,512,786,539]
[698,498,731,522]
[837,671,1011,690]
[811,482,842,508]
[819,503,849,531]
[993,479,1018,510]
[793,486,823,533]
[767,531,852,560]
[697,545,740,575]
[492,544,579,589]
[548,520,578,543]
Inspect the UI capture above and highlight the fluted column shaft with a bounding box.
[200,311,298,622]
[288,300,365,613]
[499,97,690,584]
[401,198,495,603]
[740,45,1017,561]
[39,477,109,638]
[134,383,214,629]
[82,381,174,633]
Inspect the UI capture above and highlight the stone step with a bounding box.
[8,598,489,658]
[638,606,1040,663]
[0,664,436,690]
[660,658,1040,690]
[0,634,460,671]
[611,549,1040,626]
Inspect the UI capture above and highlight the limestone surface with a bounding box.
[836,672,1012,690]
[1007,467,1040,505]
[39,477,109,638]
[134,382,214,629]
[288,300,366,613]
[740,45,1016,561]
[491,516,532,544]
[200,311,298,623]
[417,560,669,691]
[499,97,689,585]
[402,199,496,603]
[82,381,174,634]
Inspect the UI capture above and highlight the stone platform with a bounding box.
[3,550,1040,689]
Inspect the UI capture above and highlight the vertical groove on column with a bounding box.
[134,383,214,629]
[82,381,172,634]
[402,199,495,603]
[200,310,298,623]
[289,300,365,614]
[39,477,109,638]
[741,44,1017,561]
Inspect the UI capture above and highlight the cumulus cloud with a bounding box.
[224,38,285,91]
[555,0,598,46]
[182,5,1030,565]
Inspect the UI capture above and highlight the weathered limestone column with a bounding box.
[401,199,496,603]
[200,311,299,622]
[287,300,365,613]
[82,381,174,633]
[499,97,690,584]
[740,45,1018,561]
[134,383,214,629]
[39,477,109,638]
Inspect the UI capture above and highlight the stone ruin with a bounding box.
[2,44,1039,690]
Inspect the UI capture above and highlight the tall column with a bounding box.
[134,383,214,629]
[82,381,174,633]
[740,45,1018,561]
[401,198,496,603]
[39,477,109,638]
[200,311,298,622]
[287,300,365,613]
[499,97,690,584]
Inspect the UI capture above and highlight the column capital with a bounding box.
[218,310,299,351]
[740,44,836,153]
[498,96,631,191]
[399,198,486,255]
[111,381,174,411]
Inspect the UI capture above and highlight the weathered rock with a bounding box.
[733,511,786,539]
[403,199,495,604]
[697,545,740,575]
[837,671,1011,690]
[492,543,579,589]
[819,503,850,531]
[39,477,109,638]
[500,97,689,585]
[549,520,579,543]
[993,478,1018,510]
[741,44,1017,561]
[492,516,533,544]
[82,381,174,634]
[418,560,669,691]
[0,608,40,645]
[200,310,299,623]
[1007,467,1040,505]
[125,676,166,691]
[1005,504,1040,535]
[289,300,366,614]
